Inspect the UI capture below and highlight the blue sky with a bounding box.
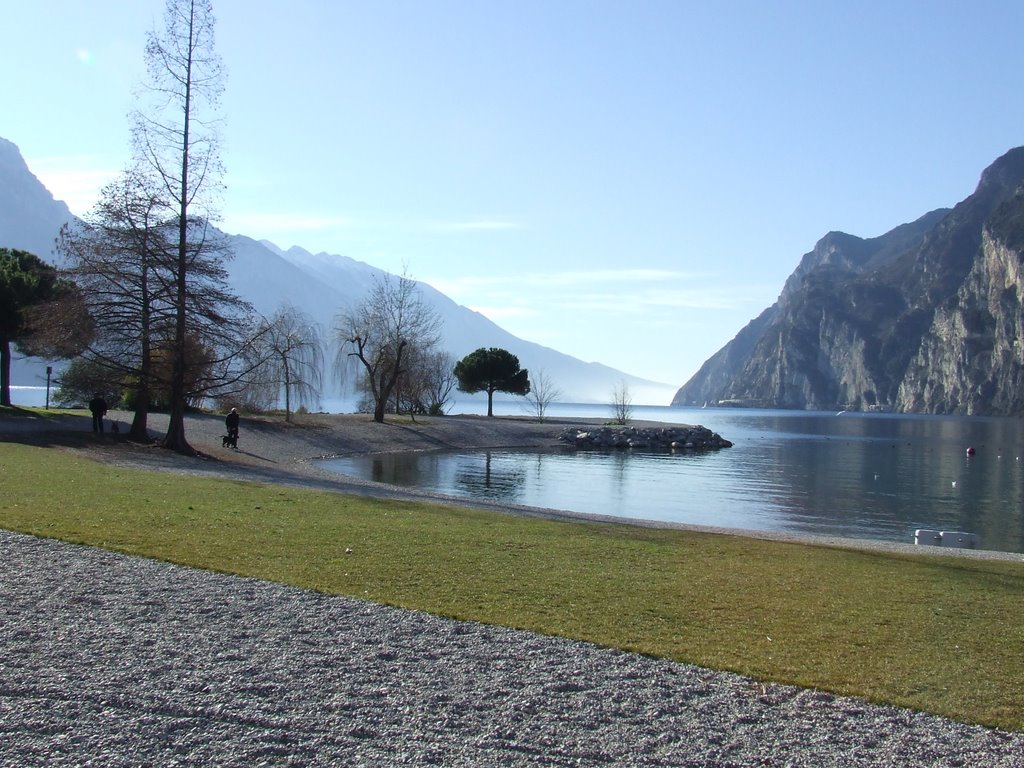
[4,1,1023,394]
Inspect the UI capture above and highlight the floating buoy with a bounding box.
[966,447,976,457]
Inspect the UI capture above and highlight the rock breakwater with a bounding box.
[558,425,733,452]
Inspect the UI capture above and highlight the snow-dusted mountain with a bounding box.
[1,137,674,404]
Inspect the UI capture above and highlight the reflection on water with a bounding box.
[320,408,1024,553]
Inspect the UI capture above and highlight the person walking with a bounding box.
[225,407,240,447]
[88,393,108,434]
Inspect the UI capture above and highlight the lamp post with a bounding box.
[46,366,52,409]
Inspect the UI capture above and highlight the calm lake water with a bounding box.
[13,384,1021,553]
[321,403,1024,554]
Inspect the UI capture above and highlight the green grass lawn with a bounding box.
[1,440,1022,731]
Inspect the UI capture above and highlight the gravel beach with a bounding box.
[2,410,1023,766]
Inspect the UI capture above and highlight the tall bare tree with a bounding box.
[248,305,324,421]
[334,273,442,423]
[133,0,229,453]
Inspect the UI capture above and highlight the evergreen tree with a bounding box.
[454,347,530,417]
[0,248,62,406]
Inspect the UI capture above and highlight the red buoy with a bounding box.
[966,447,976,457]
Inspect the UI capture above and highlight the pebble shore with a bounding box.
[3,529,1023,767]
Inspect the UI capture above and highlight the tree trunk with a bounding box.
[162,252,192,453]
[130,401,150,440]
[163,397,192,453]
[0,339,11,407]
[283,355,292,422]
[375,369,398,423]
[162,237,192,453]
[131,271,152,440]
[162,10,194,456]
[486,387,494,417]
[130,378,150,440]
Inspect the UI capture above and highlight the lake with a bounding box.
[11,384,1022,554]
[321,403,1024,554]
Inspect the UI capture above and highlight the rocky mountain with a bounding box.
[673,146,1024,415]
[0,137,74,261]
[0,137,673,405]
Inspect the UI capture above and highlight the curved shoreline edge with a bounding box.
[2,408,1021,562]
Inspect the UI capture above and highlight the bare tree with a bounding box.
[420,350,457,415]
[133,0,230,453]
[57,170,177,438]
[334,272,442,423]
[611,379,633,425]
[393,348,456,417]
[248,305,324,421]
[524,368,562,422]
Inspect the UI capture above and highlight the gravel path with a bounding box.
[3,410,1024,765]
[4,530,1023,768]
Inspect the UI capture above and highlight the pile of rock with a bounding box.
[557,425,733,452]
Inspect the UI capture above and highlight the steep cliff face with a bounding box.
[674,147,1024,415]
[898,193,1024,414]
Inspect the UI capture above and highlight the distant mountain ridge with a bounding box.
[673,146,1024,415]
[0,136,673,404]
[226,233,664,403]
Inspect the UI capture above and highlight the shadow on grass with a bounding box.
[841,541,1024,586]
[1,410,185,458]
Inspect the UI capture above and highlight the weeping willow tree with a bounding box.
[246,305,324,421]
